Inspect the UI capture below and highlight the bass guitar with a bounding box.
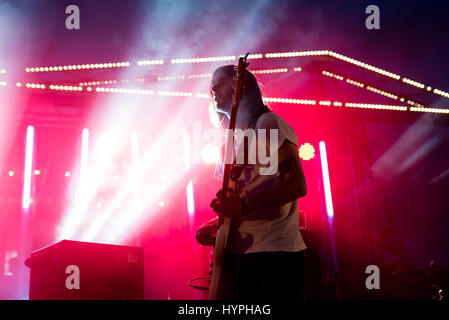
[208,53,249,300]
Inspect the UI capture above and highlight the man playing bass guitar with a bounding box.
[196,64,307,300]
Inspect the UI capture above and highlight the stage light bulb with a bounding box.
[201,143,221,164]
[299,143,315,160]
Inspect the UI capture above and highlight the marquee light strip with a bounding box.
[171,56,235,64]
[345,103,408,111]
[252,68,288,74]
[263,97,316,105]
[25,62,130,73]
[366,86,398,100]
[433,89,449,99]
[407,100,425,108]
[136,59,164,66]
[402,78,425,89]
[327,51,401,80]
[265,50,329,58]
[324,70,404,103]
[410,107,449,114]
[19,50,449,100]
[14,83,449,114]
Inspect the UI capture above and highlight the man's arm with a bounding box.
[210,139,307,220]
[242,140,307,220]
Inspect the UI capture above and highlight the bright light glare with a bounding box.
[201,143,221,164]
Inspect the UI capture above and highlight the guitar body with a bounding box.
[208,54,249,300]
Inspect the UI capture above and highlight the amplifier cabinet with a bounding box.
[28,240,144,300]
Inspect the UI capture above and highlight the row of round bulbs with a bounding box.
[366,86,398,100]
[7,170,70,177]
[263,97,316,105]
[252,68,288,74]
[345,103,407,111]
[11,81,449,114]
[171,56,235,64]
[18,51,449,101]
[26,62,130,73]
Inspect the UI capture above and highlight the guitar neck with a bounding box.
[221,101,240,197]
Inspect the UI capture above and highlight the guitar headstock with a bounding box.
[231,53,250,105]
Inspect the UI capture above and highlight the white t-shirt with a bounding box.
[221,112,307,254]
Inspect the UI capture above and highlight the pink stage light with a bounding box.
[319,141,334,219]
[186,181,195,216]
[22,126,34,210]
[184,134,195,216]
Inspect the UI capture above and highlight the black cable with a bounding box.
[188,276,211,291]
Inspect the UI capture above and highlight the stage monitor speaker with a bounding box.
[27,240,144,300]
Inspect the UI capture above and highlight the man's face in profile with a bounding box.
[211,69,234,115]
